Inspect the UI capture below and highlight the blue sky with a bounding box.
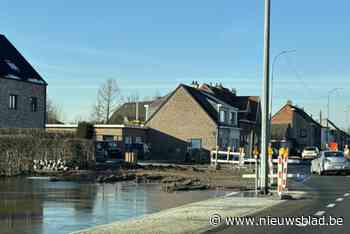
[2,1,350,127]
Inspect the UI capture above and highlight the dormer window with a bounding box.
[5,59,19,72]
[230,112,238,126]
[219,110,225,122]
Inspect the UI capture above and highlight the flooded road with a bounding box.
[0,177,228,234]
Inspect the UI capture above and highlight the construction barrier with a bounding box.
[277,155,283,196]
[282,148,289,190]
[276,147,289,196]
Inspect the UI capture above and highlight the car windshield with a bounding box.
[324,151,344,158]
[107,142,117,148]
[305,147,316,151]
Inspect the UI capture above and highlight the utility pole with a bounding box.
[260,0,271,194]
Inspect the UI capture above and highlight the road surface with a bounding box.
[207,162,350,234]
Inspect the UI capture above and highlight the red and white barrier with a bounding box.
[282,154,288,190]
[277,156,283,196]
[268,155,274,186]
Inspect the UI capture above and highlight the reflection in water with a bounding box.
[0,177,227,234]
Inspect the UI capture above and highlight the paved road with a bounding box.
[207,162,350,234]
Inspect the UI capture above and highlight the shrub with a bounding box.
[76,122,94,139]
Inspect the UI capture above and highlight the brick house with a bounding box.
[145,84,240,161]
[0,34,47,128]
[271,101,321,153]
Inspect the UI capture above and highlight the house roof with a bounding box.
[145,84,238,126]
[0,34,46,85]
[199,83,260,123]
[108,101,153,124]
[273,103,322,128]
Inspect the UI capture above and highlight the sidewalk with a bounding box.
[72,194,285,234]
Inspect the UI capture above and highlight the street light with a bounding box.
[327,88,342,125]
[260,0,271,194]
[345,105,350,131]
[269,50,296,136]
[326,88,342,144]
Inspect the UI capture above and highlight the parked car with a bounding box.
[95,141,123,162]
[311,151,350,175]
[302,146,319,160]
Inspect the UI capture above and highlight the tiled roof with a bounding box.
[199,83,260,123]
[290,104,322,128]
[0,34,46,85]
[108,101,153,124]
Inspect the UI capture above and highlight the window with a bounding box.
[230,112,237,125]
[9,94,17,110]
[102,135,114,141]
[135,136,143,144]
[299,129,307,138]
[189,138,202,149]
[124,136,132,145]
[219,110,225,122]
[5,60,19,72]
[30,97,37,112]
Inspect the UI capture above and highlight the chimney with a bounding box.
[287,100,293,105]
[191,80,200,88]
[320,110,322,125]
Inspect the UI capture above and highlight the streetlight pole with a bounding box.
[345,105,350,132]
[269,50,296,121]
[326,88,342,144]
[327,88,342,125]
[260,0,271,194]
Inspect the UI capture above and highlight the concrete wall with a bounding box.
[0,78,46,128]
[146,86,217,161]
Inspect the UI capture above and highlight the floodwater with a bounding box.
[0,177,229,234]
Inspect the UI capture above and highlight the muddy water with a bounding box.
[0,177,228,234]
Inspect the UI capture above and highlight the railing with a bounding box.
[210,148,300,165]
[210,148,245,166]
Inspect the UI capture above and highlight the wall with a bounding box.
[0,78,46,128]
[146,86,217,161]
[94,127,123,141]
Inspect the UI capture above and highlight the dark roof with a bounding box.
[0,34,46,85]
[199,83,260,123]
[290,105,322,128]
[109,101,153,124]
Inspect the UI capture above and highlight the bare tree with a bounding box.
[124,91,140,103]
[46,98,63,124]
[91,79,121,123]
